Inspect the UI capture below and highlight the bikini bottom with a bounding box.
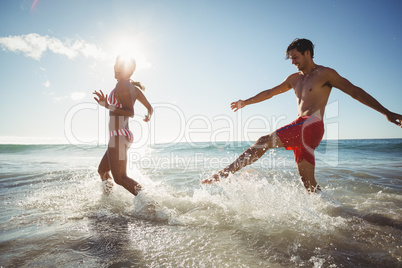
[110,128,134,144]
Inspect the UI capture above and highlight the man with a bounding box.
[202,38,402,193]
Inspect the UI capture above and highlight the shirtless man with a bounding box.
[202,38,402,193]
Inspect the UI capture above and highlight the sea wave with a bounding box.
[0,139,401,267]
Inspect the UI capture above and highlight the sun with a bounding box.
[108,35,152,71]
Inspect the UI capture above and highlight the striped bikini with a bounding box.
[108,89,134,143]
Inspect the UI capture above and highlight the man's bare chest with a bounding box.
[293,75,331,99]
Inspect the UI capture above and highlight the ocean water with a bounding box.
[0,139,401,267]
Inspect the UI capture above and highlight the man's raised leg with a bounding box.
[202,132,283,184]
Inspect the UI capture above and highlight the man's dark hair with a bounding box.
[286,38,315,59]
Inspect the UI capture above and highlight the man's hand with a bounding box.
[231,100,246,112]
[386,111,402,127]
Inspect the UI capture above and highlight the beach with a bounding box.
[0,139,401,267]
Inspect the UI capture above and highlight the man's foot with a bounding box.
[102,179,114,195]
[201,170,230,184]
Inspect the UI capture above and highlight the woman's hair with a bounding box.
[116,55,146,91]
[286,38,315,59]
[131,80,146,91]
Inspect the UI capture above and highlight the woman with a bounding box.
[93,55,153,196]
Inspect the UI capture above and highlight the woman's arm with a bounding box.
[137,89,153,122]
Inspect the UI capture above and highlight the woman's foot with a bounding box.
[133,183,142,196]
[102,179,114,195]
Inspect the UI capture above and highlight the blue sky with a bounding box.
[0,0,401,144]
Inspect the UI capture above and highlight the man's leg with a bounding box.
[108,136,142,196]
[296,159,320,193]
[202,132,284,183]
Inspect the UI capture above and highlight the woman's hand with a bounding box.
[144,107,153,122]
[230,100,246,112]
[93,90,109,108]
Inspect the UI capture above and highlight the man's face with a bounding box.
[288,49,307,71]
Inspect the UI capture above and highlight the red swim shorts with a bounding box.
[276,115,324,166]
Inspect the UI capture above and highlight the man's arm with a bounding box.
[329,68,402,126]
[231,75,294,112]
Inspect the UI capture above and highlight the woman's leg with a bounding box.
[108,135,142,196]
[98,150,112,181]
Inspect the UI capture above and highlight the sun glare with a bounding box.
[109,35,151,70]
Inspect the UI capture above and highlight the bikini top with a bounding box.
[108,89,123,108]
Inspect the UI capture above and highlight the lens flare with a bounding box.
[30,0,38,12]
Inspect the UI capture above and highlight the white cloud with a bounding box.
[42,80,51,88]
[19,0,31,11]
[53,96,69,102]
[0,33,105,61]
[53,92,86,102]
[70,91,86,101]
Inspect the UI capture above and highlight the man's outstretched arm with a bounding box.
[329,69,402,127]
[231,76,294,112]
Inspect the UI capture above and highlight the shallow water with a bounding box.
[0,140,401,267]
